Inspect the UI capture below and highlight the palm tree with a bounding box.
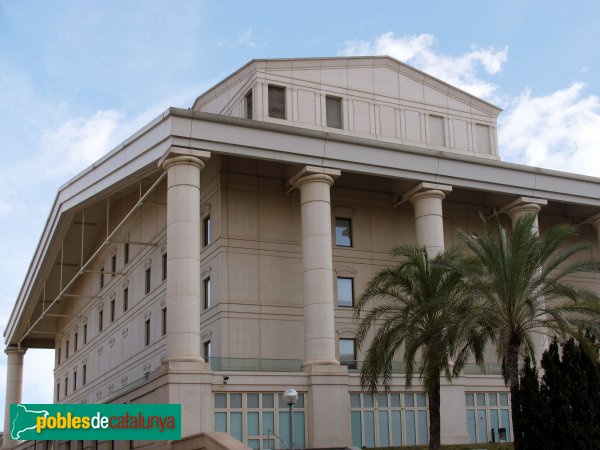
[354,245,488,450]
[458,213,600,450]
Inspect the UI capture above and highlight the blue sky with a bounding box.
[1,0,600,425]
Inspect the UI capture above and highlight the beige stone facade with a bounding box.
[3,57,600,449]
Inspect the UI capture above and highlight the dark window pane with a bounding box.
[268,85,286,119]
[246,91,253,120]
[335,218,352,247]
[326,96,342,129]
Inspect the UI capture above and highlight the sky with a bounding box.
[1,0,600,427]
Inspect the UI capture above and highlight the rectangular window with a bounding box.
[339,338,356,369]
[144,319,151,346]
[335,218,352,247]
[245,90,253,120]
[429,115,445,146]
[83,324,87,345]
[73,370,77,392]
[203,340,211,360]
[83,364,87,386]
[204,277,211,309]
[124,243,129,265]
[465,392,512,444]
[145,267,151,295]
[74,332,78,352]
[162,252,167,281]
[203,216,211,247]
[110,299,115,323]
[66,340,69,359]
[64,377,68,397]
[111,255,116,278]
[57,383,60,401]
[214,392,306,449]
[350,392,428,447]
[476,124,492,154]
[326,96,343,129]
[337,277,354,307]
[161,307,167,336]
[57,347,61,365]
[100,266,104,289]
[98,310,103,332]
[268,85,286,119]
[123,287,129,312]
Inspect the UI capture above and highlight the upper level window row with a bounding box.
[253,86,343,129]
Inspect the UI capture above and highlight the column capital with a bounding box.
[158,147,211,170]
[288,165,341,191]
[402,182,452,205]
[4,346,26,356]
[501,196,547,218]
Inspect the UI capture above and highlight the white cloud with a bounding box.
[340,32,508,100]
[499,83,600,177]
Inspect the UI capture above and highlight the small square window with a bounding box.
[268,85,286,119]
[204,277,211,309]
[337,277,354,307]
[326,96,343,129]
[145,267,151,295]
[335,218,352,247]
[339,338,356,369]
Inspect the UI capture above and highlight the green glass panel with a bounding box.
[391,394,400,408]
[416,393,426,407]
[231,393,242,409]
[294,411,305,448]
[379,411,389,446]
[417,410,428,444]
[262,393,274,408]
[248,393,259,409]
[215,393,227,408]
[466,410,476,443]
[500,393,509,406]
[350,394,361,408]
[465,393,474,407]
[248,412,259,436]
[262,412,274,435]
[248,439,260,450]
[404,393,414,407]
[378,393,388,407]
[364,411,375,447]
[231,412,243,442]
[351,411,362,447]
[391,410,402,445]
[215,413,227,432]
[405,410,416,445]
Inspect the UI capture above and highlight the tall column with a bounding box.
[3,346,25,449]
[403,182,452,256]
[290,166,351,448]
[502,197,548,363]
[289,166,341,367]
[160,147,211,364]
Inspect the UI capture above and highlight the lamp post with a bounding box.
[283,388,298,450]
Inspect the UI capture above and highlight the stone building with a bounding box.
[3,56,600,449]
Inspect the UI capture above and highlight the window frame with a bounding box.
[336,277,355,307]
[203,277,212,310]
[335,217,353,247]
[326,96,343,129]
[268,85,286,119]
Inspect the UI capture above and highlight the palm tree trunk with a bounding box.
[507,342,523,450]
[428,379,441,450]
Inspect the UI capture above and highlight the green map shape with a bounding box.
[11,404,49,440]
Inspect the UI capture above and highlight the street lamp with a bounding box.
[283,388,298,450]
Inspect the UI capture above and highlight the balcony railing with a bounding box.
[208,357,503,375]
